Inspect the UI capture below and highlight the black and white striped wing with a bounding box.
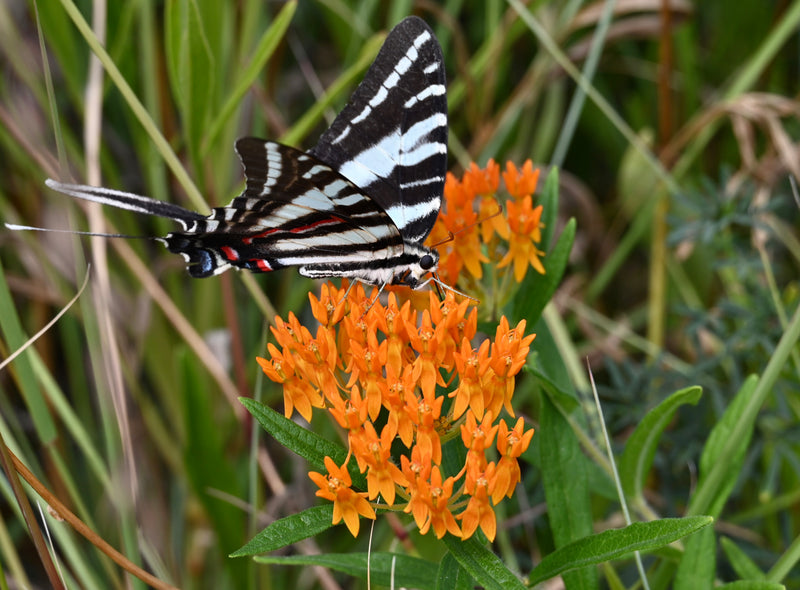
[164,139,406,277]
[310,16,448,246]
[33,17,448,287]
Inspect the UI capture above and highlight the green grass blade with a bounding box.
[56,0,207,211]
[203,1,297,154]
[0,259,56,439]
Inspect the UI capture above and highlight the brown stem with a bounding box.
[9,449,179,590]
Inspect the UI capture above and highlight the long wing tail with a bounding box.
[44,179,205,229]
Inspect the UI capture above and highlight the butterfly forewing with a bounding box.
[310,16,447,245]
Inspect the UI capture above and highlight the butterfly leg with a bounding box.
[364,281,388,313]
[333,278,384,315]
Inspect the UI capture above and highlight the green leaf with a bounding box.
[539,392,597,588]
[539,166,560,249]
[239,397,366,489]
[441,535,526,590]
[232,505,334,556]
[254,552,439,589]
[510,217,575,326]
[619,386,702,500]
[529,517,713,586]
[689,375,758,517]
[436,552,475,590]
[675,524,716,589]
[720,537,766,581]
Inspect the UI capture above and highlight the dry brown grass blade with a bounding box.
[571,0,693,31]
[0,433,64,588]
[8,447,179,589]
[662,92,800,184]
[568,0,692,61]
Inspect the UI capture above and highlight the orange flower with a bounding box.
[463,159,500,196]
[483,318,536,418]
[309,457,375,536]
[382,365,418,447]
[301,326,340,402]
[401,446,433,527]
[478,194,509,242]
[458,461,498,541]
[407,387,444,464]
[270,312,308,352]
[493,417,534,503]
[498,196,546,282]
[450,338,491,419]
[463,159,502,243]
[261,283,536,539]
[401,444,433,486]
[460,410,499,467]
[425,159,546,291]
[406,309,447,400]
[256,344,323,422]
[502,160,540,199]
[327,385,368,434]
[374,293,414,375]
[429,291,476,370]
[346,330,387,420]
[350,422,407,505]
[420,466,461,538]
[437,197,486,279]
[308,282,347,328]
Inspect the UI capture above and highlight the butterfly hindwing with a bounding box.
[163,140,405,277]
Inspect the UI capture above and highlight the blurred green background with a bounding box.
[1,1,799,588]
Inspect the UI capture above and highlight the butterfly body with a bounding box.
[37,17,448,289]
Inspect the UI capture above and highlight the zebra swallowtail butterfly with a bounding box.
[29,17,448,291]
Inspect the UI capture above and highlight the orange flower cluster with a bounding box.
[257,283,535,539]
[428,160,546,285]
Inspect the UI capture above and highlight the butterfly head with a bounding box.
[392,242,440,289]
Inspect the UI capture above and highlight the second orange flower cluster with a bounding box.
[257,283,535,540]
[428,160,546,286]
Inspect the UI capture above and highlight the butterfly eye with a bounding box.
[420,254,435,270]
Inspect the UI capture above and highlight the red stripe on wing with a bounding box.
[242,228,280,245]
[289,216,343,234]
[220,246,239,261]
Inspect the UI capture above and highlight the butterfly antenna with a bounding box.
[417,272,478,303]
[429,201,504,248]
[433,274,478,302]
[429,231,455,249]
[5,223,157,240]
